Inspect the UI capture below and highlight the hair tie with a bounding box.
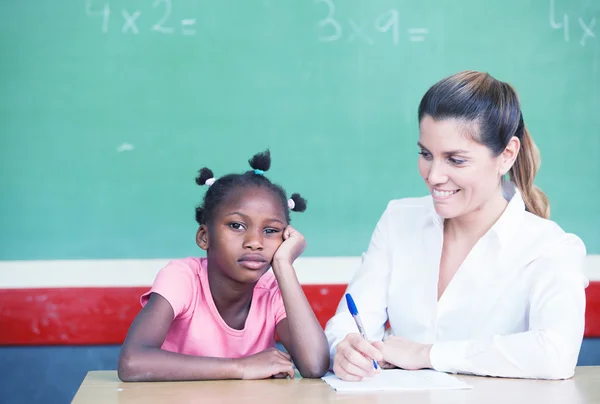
[287,198,295,210]
[254,169,265,176]
[205,178,216,187]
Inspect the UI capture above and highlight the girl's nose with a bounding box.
[243,230,263,250]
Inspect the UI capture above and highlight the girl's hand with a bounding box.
[238,348,295,380]
[332,333,384,381]
[273,226,306,267]
[372,336,433,370]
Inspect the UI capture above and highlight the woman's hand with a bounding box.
[372,336,433,370]
[273,226,306,267]
[332,333,384,381]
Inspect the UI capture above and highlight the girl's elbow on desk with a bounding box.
[117,347,177,382]
[287,341,330,378]
[117,350,146,382]
[296,358,330,379]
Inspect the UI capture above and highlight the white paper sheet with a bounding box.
[322,369,473,392]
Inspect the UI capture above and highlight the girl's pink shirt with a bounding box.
[141,257,287,357]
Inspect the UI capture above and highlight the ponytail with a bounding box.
[509,126,550,219]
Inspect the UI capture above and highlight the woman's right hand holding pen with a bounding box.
[332,333,384,381]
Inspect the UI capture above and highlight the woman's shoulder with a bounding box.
[383,195,434,215]
[521,212,584,248]
[516,213,586,270]
[377,196,435,227]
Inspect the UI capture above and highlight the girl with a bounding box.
[118,150,329,381]
[326,71,588,381]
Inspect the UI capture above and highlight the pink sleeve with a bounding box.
[140,260,197,319]
[271,287,287,325]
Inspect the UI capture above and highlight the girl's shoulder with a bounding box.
[149,257,206,292]
[160,256,206,277]
[141,257,205,313]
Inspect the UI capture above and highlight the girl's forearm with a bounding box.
[272,260,330,377]
[118,346,241,382]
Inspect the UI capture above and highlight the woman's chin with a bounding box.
[433,204,461,220]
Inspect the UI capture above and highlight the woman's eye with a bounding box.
[418,151,432,160]
[448,157,466,165]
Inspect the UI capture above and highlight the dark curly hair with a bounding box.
[194,149,307,225]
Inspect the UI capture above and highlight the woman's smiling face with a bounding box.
[418,115,507,220]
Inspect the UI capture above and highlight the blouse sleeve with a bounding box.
[430,234,588,379]
[324,202,396,363]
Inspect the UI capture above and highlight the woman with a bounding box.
[325,71,588,381]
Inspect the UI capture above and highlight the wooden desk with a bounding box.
[72,367,600,404]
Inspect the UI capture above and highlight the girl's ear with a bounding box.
[196,225,209,250]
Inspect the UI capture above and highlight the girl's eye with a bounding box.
[264,228,281,235]
[228,222,244,230]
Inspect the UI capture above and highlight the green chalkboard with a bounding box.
[1,0,599,260]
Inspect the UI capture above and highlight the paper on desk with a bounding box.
[322,369,472,392]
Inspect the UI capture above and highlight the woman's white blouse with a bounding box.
[324,183,588,379]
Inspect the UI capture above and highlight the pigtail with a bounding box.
[287,193,307,212]
[193,149,306,225]
[195,168,215,225]
[195,167,215,186]
[248,149,271,173]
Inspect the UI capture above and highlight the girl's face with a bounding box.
[417,116,513,220]
[197,186,287,284]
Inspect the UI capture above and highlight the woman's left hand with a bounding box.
[273,226,306,267]
[372,336,433,370]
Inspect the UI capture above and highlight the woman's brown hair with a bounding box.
[417,70,549,219]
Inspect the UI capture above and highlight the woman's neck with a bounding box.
[444,188,509,242]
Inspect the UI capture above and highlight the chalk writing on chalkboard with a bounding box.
[315,0,428,45]
[85,0,197,36]
[549,0,596,46]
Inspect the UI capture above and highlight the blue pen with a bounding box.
[345,293,379,370]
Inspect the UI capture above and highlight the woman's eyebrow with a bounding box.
[417,142,469,155]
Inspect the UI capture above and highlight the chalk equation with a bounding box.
[85,0,196,35]
[315,0,428,45]
[549,0,596,46]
